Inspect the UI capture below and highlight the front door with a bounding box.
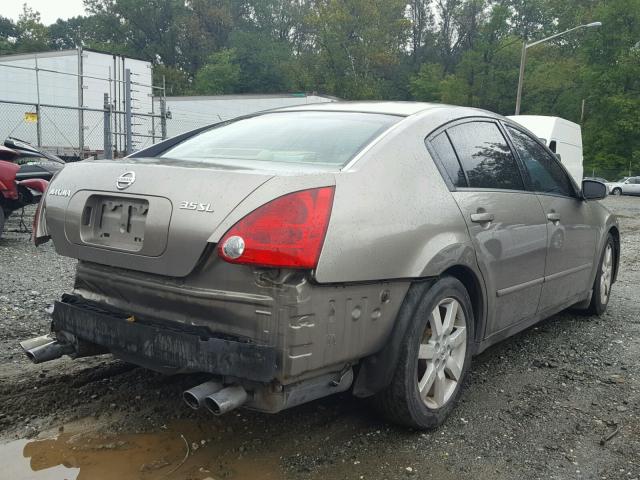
[628,177,640,195]
[504,124,598,311]
[428,120,548,337]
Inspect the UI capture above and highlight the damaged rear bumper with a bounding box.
[50,294,278,382]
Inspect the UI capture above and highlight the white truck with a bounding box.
[508,115,583,183]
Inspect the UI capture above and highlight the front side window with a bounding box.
[506,125,575,197]
[160,111,401,170]
[446,121,524,190]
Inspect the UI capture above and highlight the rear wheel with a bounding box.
[612,188,622,196]
[373,277,473,429]
[585,234,615,315]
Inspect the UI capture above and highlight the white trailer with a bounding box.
[155,93,337,139]
[0,48,153,156]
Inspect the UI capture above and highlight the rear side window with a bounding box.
[506,125,575,197]
[428,132,467,187]
[447,121,524,190]
[160,111,400,169]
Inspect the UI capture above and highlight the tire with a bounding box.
[373,276,474,429]
[612,188,622,196]
[585,234,615,316]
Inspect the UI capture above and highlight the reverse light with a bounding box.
[222,235,245,259]
[218,186,335,269]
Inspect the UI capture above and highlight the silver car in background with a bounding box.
[607,176,640,195]
[25,102,619,429]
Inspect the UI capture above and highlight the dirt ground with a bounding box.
[0,197,638,480]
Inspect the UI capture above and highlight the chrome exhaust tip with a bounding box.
[182,380,224,410]
[20,334,55,352]
[20,334,74,364]
[204,385,248,416]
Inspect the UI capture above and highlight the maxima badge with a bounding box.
[116,171,136,190]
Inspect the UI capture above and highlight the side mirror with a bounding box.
[582,179,607,200]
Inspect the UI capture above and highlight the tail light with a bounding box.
[32,200,50,245]
[218,186,335,268]
[33,191,51,246]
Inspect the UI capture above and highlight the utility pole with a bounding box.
[515,43,527,117]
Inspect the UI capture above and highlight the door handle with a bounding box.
[547,212,561,223]
[470,212,495,223]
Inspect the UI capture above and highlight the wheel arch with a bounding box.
[352,264,487,398]
[440,264,486,345]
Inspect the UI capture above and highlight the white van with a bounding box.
[507,115,583,183]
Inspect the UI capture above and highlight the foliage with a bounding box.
[14,5,49,52]
[193,48,240,94]
[0,0,638,175]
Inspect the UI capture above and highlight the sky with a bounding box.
[4,0,86,25]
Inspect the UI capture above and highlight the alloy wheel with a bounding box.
[600,243,613,305]
[417,297,467,409]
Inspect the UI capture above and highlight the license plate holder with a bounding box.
[80,195,149,252]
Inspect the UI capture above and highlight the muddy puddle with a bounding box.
[0,420,281,480]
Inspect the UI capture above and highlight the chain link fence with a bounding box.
[0,49,167,160]
[0,98,166,159]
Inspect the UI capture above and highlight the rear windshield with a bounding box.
[159,111,400,169]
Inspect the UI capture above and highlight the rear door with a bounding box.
[428,120,548,338]
[504,124,598,311]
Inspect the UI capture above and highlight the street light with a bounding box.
[514,21,602,115]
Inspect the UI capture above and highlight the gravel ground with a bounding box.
[0,198,638,480]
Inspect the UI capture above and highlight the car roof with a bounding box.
[273,101,506,126]
[274,101,454,117]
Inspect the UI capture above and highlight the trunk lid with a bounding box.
[44,158,273,276]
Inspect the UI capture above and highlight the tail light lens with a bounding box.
[32,200,50,246]
[218,186,335,268]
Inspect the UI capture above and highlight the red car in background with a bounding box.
[0,139,64,237]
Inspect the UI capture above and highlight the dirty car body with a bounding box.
[27,102,619,428]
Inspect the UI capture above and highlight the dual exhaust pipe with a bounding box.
[183,380,247,416]
[20,334,75,364]
[22,336,248,416]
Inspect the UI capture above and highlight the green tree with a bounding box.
[579,0,640,177]
[0,15,17,55]
[193,49,240,94]
[14,5,49,53]
[153,64,191,95]
[84,0,188,65]
[306,0,409,99]
[48,16,97,49]
[410,63,445,101]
